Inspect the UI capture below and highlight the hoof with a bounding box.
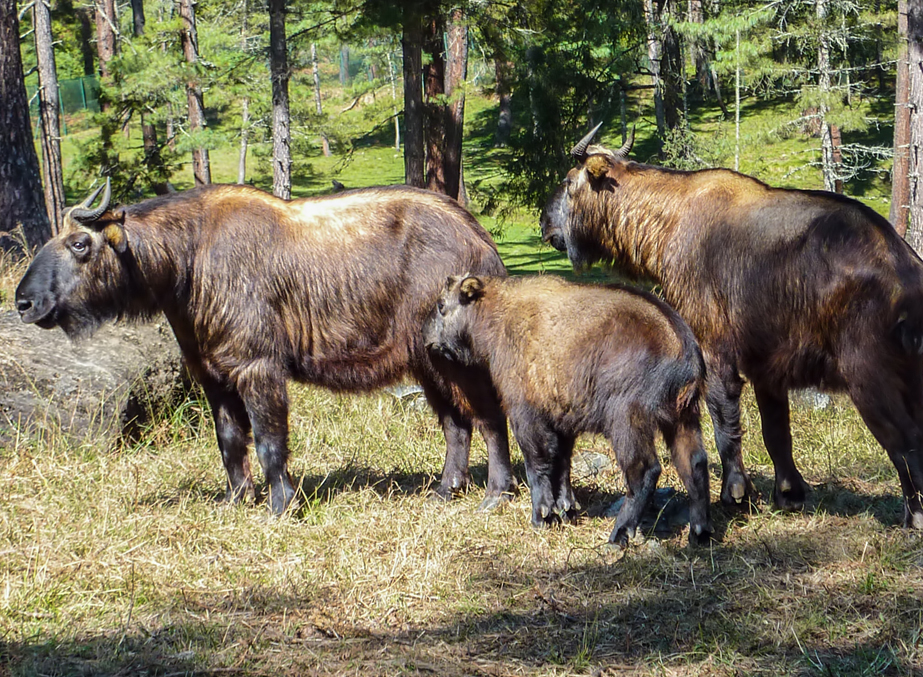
[608,525,634,548]
[720,472,758,507]
[477,491,515,512]
[688,522,714,547]
[772,479,807,512]
[908,511,923,530]
[222,484,255,505]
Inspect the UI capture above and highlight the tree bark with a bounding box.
[269,0,291,199]
[237,0,250,184]
[644,0,666,140]
[494,54,512,147]
[178,0,211,186]
[816,0,840,193]
[660,0,683,131]
[444,8,467,203]
[905,0,923,253]
[34,0,66,235]
[388,47,400,150]
[312,42,331,157]
[402,6,425,188]
[892,0,911,234]
[424,15,446,194]
[0,0,51,251]
[131,0,167,195]
[94,0,117,80]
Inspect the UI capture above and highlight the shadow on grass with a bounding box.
[5,509,918,676]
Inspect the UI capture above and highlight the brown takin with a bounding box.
[16,181,516,514]
[423,274,712,546]
[541,123,923,529]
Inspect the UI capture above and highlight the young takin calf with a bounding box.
[423,274,712,546]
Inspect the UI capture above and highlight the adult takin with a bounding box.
[423,274,712,546]
[541,123,923,529]
[16,181,516,514]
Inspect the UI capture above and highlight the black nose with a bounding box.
[16,298,33,315]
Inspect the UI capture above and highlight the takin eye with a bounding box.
[437,299,446,315]
[67,233,92,258]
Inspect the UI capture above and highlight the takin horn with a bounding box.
[69,178,112,223]
[614,126,636,158]
[570,121,604,160]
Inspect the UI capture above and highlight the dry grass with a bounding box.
[1,268,922,676]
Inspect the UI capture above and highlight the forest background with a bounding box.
[2,0,921,255]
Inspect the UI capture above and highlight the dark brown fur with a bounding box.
[423,274,712,545]
[542,143,923,529]
[16,184,516,513]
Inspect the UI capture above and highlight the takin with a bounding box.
[16,181,516,514]
[423,274,712,546]
[541,123,923,529]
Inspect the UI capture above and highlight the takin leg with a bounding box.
[551,433,579,521]
[608,412,662,547]
[752,384,808,511]
[430,402,474,501]
[235,360,297,515]
[511,411,570,528]
[420,362,516,508]
[846,366,923,529]
[202,381,255,504]
[476,413,515,512]
[662,414,713,545]
[704,355,757,505]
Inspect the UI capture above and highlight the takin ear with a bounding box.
[101,210,128,254]
[458,276,485,305]
[586,155,627,191]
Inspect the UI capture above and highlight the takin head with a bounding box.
[422,274,487,366]
[539,123,634,268]
[15,180,133,339]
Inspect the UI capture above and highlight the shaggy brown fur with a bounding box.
[16,183,515,514]
[423,274,711,546]
[542,137,923,529]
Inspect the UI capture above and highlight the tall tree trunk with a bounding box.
[904,0,923,253]
[339,44,349,85]
[94,0,117,81]
[238,97,249,185]
[402,6,425,187]
[424,15,447,194]
[132,0,168,195]
[494,48,512,147]
[816,0,840,193]
[268,0,291,199]
[644,0,666,140]
[178,0,211,186]
[77,7,95,76]
[387,47,400,150]
[34,0,65,234]
[892,0,911,234]
[0,0,51,251]
[444,8,467,203]
[312,42,331,157]
[687,0,708,95]
[660,0,683,132]
[237,0,250,184]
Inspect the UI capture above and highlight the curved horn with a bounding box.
[570,121,604,160]
[614,126,635,158]
[69,178,112,223]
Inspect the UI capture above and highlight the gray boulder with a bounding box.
[0,312,190,447]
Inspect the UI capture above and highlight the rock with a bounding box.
[791,388,833,410]
[0,311,191,447]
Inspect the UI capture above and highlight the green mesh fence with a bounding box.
[27,76,100,135]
